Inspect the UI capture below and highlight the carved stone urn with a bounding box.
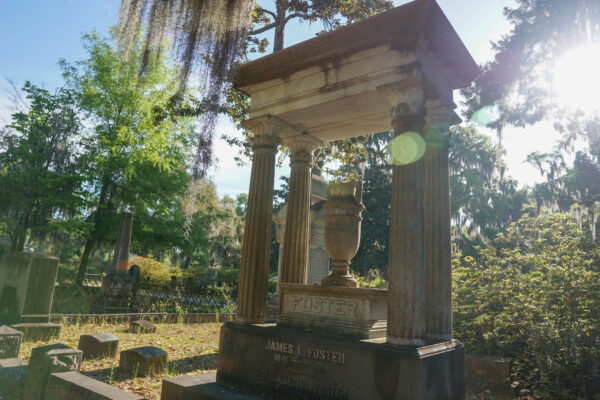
[321,180,364,288]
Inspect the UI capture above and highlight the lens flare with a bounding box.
[553,43,600,114]
[471,105,501,126]
[387,132,426,165]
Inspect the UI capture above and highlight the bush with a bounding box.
[129,256,182,284]
[453,211,600,399]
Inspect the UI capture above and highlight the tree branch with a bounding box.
[248,21,278,35]
[255,6,277,19]
[284,13,312,24]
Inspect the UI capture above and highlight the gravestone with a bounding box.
[0,253,61,340]
[465,355,515,399]
[45,371,146,400]
[78,333,119,360]
[11,322,61,342]
[0,359,28,400]
[23,343,83,400]
[0,325,23,359]
[273,170,330,287]
[129,319,156,334]
[120,346,167,377]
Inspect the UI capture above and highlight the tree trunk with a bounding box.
[76,180,110,284]
[182,253,192,270]
[273,2,287,52]
[76,238,95,283]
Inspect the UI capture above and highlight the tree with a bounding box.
[60,32,197,282]
[250,0,392,52]
[463,0,600,128]
[449,125,529,255]
[0,82,85,252]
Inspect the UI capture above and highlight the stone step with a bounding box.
[46,371,146,400]
[162,372,266,400]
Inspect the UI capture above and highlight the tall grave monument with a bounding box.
[163,0,478,398]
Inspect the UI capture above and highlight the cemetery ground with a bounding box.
[18,321,221,400]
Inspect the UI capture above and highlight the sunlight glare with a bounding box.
[553,43,600,114]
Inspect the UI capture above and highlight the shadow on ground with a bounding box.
[81,353,218,382]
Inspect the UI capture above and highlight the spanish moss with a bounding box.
[117,0,254,175]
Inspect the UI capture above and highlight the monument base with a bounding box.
[215,322,464,400]
[11,322,61,341]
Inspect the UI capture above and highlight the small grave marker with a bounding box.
[120,346,167,377]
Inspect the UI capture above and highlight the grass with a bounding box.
[18,321,221,399]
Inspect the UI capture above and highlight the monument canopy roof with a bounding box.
[234,0,479,92]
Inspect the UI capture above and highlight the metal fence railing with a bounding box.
[51,276,238,315]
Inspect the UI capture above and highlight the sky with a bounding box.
[0,0,562,197]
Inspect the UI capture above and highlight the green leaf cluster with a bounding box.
[453,211,600,398]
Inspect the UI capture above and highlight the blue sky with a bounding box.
[0,0,559,196]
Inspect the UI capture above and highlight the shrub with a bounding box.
[129,256,181,284]
[453,211,600,399]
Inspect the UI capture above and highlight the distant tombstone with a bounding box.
[120,346,167,377]
[111,211,133,274]
[78,333,119,360]
[129,320,156,334]
[103,211,137,313]
[11,322,61,342]
[273,170,330,289]
[0,325,23,359]
[23,343,82,400]
[0,252,60,328]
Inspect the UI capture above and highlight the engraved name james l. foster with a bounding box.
[265,340,345,364]
[288,295,358,317]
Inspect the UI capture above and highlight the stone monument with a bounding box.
[163,1,478,399]
[273,169,330,287]
[0,252,62,340]
[102,211,139,312]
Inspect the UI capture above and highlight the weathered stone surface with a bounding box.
[0,252,59,326]
[78,333,119,360]
[45,371,146,400]
[162,372,265,400]
[23,343,83,400]
[217,322,465,400]
[236,129,280,324]
[0,358,27,368]
[0,325,23,359]
[129,320,156,333]
[120,346,167,377]
[278,284,387,339]
[11,322,61,342]
[0,361,28,400]
[279,135,322,286]
[465,355,515,399]
[273,171,330,292]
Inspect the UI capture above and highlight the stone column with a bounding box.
[380,84,426,346]
[236,116,283,323]
[280,135,323,285]
[424,99,460,342]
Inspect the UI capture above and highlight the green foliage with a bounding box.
[129,255,180,284]
[450,125,529,255]
[453,210,600,398]
[0,82,88,252]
